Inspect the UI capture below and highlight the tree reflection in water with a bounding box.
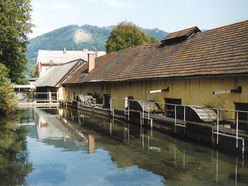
[0,110,33,185]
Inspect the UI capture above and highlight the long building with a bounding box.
[61,20,248,128]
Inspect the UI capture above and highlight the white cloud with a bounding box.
[104,0,134,9]
[74,29,92,44]
[54,2,73,10]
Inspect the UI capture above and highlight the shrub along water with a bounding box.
[0,64,16,115]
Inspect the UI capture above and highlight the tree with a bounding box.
[149,36,158,44]
[105,22,157,53]
[0,64,16,115]
[0,0,33,83]
[28,64,39,78]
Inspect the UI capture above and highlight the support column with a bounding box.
[49,91,52,103]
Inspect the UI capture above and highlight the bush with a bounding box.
[0,64,16,115]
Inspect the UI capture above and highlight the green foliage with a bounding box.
[0,111,33,185]
[26,24,168,67]
[0,64,16,115]
[28,64,39,78]
[149,36,158,44]
[0,0,33,83]
[105,22,156,53]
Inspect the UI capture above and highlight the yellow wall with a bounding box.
[62,76,248,119]
[58,87,65,101]
[105,77,247,110]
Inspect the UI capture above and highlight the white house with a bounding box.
[37,48,105,77]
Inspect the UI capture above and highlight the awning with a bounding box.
[130,100,161,113]
[189,105,217,122]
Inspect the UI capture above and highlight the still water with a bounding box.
[1,108,248,185]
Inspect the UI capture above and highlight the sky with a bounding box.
[30,0,248,38]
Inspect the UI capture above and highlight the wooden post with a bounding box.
[49,91,52,103]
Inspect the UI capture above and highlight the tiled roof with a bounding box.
[63,63,88,84]
[35,59,85,87]
[64,20,248,85]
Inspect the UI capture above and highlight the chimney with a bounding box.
[88,52,96,72]
[63,48,66,54]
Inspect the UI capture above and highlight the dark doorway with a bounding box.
[164,98,182,117]
[235,102,248,129]
[103,94,111,109]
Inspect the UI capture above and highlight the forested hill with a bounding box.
[26,24,168,67]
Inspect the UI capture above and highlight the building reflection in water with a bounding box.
[36,110,70,140]
[109,121,112,136]
[58,108,248,185]
[79,114,85,126]
[124,127,129,144]
[88,134,95,154]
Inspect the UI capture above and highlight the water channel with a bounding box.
[0,108,248,185]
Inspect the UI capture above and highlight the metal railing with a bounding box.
[213,108,248,155]
[111,98,248,154]
[62,96,248,154]
[15,92,59,108]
